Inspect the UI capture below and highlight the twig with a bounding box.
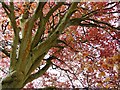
[66,71,75,88]
[52,63,84,87]
[0,47,10,57]
[2,21,9,34]
[0,67,8,74]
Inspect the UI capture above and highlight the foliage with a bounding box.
[0,1,120,89]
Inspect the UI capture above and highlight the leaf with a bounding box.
[104,77,110,82]
[102,63,108,69]
[99,72,106,77]
[88,67,94,73]
[105,84,111,88]
[113,64,119,73]
[97,83,102,87]
[83,52,89,57]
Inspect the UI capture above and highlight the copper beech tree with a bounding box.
[0,1,120,89]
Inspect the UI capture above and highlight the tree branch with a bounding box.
[66,17,86,28]
[45,2,64,20]
[31,17,45,48]
[67,18,119,30]
[9,2,18,35]
[25,53,46,76]
[0,47,10,57]
[52,63,84,87]
[32,3,78,62]
[0,67,8,74]
[16,3,47,71]
[104,2,119,10]
[88,18,119,30]
[56,39,79,52]
[31,2,63,49]
[1,2,11,17]
[1,2,11,11]
[66,71,75,88]
[2,2,20,71]
[24,3,78,81]
[2,21,9,34]
[30,2,45,48]
[33,2,46,19]
[24,58,52,85]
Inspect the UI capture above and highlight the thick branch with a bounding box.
[67,18,119,30]
[24,60,52,85]
[66,18,86,27]
[33,2,46,19]
[24,53,46,76]
[31,17,45,48]
[24,2,67,73]
[23,3,78,82]
[31,3,63,49]
[32,3,78,62]
[45,2,64,20]
[2,2,20,71]
[9,2,18,35]
[16,3,47,71]
[30,2,46,48]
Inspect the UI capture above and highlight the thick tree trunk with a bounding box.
[0,71,25,89]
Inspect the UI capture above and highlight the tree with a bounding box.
[0,1,119,89]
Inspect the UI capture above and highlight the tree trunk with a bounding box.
[0,71,25,89]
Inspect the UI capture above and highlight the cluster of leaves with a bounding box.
[0,1,120,88]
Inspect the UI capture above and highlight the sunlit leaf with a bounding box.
[99,72,106,77]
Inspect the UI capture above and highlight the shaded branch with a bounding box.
[31,3,63,49]
[0,67,8,74]
[2,2,20,71]
[32,3,78,63]
[66,18,86,27]
[0,47,10,57]
[57,39,79,52]
[16,3,47,71]
[33,2,46,19]
[31,17,45,48]
[44,55,72,70]
[67,17,119,30]
[24,57,52,85]
[45,2,64,20]
[30,2,47,48]
[1,2,11,17]
[88,18,119,30]
[2,21,9,34]
[104,2,119,10]
[25,53,46,76]
[66,71,75,88]
[9,2,18,35]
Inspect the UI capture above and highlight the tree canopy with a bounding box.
[0,1,120,89]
